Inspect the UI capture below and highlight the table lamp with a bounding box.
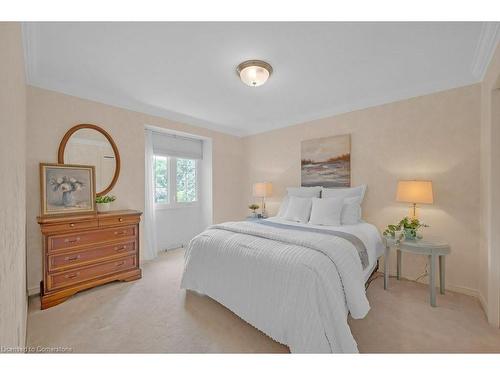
[253,182,273,218]
[396,180,433,218]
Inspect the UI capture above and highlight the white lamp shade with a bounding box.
[253,182,273,198]
[396,180,433,204]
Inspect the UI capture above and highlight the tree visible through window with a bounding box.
[176,158,197,203]
[154,155,197,206]
[154,155,169,204]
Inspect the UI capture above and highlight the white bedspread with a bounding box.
[266,217,384,282]
[181,219,379,353]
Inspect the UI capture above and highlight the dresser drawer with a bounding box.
[47,255,137,290]
[99,214,140,227]
[48,240,137,272]
[48,225,137,252]
[41,219,99,234]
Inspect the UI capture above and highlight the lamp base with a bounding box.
[409,204,419,219]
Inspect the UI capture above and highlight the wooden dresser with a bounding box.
[37,210,142,309]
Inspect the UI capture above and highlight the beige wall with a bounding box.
[243,84,481,296]
[0,23,27,346]
[479,42,500,326]
[26,86,245,294]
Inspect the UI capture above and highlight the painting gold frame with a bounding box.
[40,163,97,217]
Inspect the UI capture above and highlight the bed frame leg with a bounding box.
[365,260,379,289]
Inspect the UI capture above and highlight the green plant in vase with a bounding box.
[248,204,260,217]
[383,216,429,241]
[96,195,116,212]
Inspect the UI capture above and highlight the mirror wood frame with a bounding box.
[58,124,121,196]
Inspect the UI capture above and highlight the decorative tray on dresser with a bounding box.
[37,209,142,309]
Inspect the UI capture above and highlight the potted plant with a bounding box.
[95,195,116,212]
[383,216,429,241]
[248,204,260,218]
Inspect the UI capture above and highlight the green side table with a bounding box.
[384,236,451,307]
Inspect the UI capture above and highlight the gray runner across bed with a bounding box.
[254,219,369,269]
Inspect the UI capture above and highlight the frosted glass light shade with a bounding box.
[253,182,273,198]
[396,180,433,204]
[237,60,273,87]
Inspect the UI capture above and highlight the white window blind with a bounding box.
[152,132,203,160]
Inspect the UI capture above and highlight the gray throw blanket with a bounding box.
[254,219,369,269]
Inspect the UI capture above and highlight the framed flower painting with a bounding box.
[40,163,96,216]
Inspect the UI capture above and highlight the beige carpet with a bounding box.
[27,249,500,353]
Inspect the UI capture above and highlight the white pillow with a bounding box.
[341,196,362,225]
[277,186,322,217]
[277,196,290,217]
[321,185,367,201]
[287,186,322,197]
[283,196,313,223]
[309,197,343,226]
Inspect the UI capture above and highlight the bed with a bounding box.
[265,217,383,284]
[180,215,383,353]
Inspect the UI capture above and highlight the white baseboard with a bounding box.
[477,292,488,315]
[408,278,484,300]
[442,283,479,298]
[28,286,39,297]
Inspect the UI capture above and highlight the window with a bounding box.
[154,155,198,207]
[154,155,169,204]
[176,158,197,203]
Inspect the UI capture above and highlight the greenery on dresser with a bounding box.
[95,195,116,204]
[383,216,429,240]
[248,204,260,215]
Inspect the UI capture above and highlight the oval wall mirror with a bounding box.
[58,124,121,196]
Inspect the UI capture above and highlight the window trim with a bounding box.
[153,154,200,210]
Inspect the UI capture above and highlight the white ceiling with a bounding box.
[23,22,499,136]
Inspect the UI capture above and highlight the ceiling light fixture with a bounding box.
[236,60,273,87]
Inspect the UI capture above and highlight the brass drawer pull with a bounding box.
[118,218,123,222]
[64,272,80,279]
[114,245,127,252]
[64,237,81,243]
[115,261,126,267]
[69,223,75,227]
[114,230,127,235]
[64,255,81,262]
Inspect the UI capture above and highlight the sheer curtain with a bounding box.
[143,129,158,261]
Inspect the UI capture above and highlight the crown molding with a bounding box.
[28,82,247,137]
[471,22,500,81]
[22,23,245,137]
[23,22,491,138]
[241,77,479,136]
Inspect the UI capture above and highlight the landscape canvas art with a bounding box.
[40,163,96,216]
[301,134,351,187]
